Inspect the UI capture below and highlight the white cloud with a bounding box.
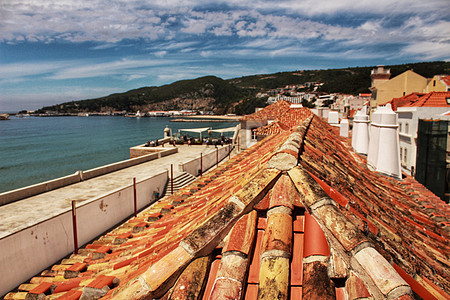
[403,41,450,60]
[154,51,167,57]
[47,58,176,80]
[0,57,182,85]
[0,61,73,81]
[200,51,212,58]
[125,74,147,81]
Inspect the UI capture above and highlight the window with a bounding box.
[399,123,402,132]
[251,128,257,140]
[400,148,403,162]
[405,123,409,134]
[404,148,408,164]
[433,80,436,87]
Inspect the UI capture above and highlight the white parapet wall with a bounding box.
[179,145,232,176]
[0,170,168,296]
[0,172,82,206]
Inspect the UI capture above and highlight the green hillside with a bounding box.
[37,61,450,115]
[229,61,450,94]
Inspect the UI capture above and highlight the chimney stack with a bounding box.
[367,104,401,179]
[340,118,349,137]
[352,106,370,155]
[328,111,339,125]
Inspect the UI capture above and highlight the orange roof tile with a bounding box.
[389,91,450,109]
[403,91,450,107]
[254,106,313,135]
[240,100,291,121]
[441,75,450,86]
[387,92,425,110]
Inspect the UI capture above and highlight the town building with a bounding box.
[387,91,450,201]
[415,118,449,202]
[331,93,370,118]
[370,67,428,107]
[425,75,450,92]
[239,100,292,149]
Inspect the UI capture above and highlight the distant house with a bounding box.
[387,92,450,179]
[370,67,428,107]
[425,75,450,92]
[239,100,291,150]
[332,94,369,118]
[239,100,312,149]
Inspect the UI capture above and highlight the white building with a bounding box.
[391,92,450,176]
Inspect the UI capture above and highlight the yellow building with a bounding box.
[370,69,428,106]
[425,75,450,92]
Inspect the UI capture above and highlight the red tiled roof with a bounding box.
[240,100,291,121]
[387,92,425,110]
[4,112,450,300]
[441,75,450,86]
[254,105,313,135]
[403,91,450,107]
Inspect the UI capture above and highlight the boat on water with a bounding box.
[125,110,145,118]
[0,113,10,120]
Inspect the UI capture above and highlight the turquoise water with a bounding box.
[0,116,237,193]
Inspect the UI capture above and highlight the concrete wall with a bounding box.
[0,172,82,206]
[130,147,163,159]
[0,171,167,297]
[240,120,266,150]
[0,148,177,206]
[179,145,232,176]
[129,138,174,158]
[376,71,427,105]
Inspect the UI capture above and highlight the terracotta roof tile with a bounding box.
[390,91,450,108]
[247,230,264,284]
[258,256,290,299]
[166,256,210,299]
[291,233,304,286]
[240,100,291,121]
[29,282,53,295]
[222,210,257,255]
[56,290,83,300]
[388,92,425,110]
[202,257,221,300]
[346,271,371,299]
[261,212,292,255]
[303,212,330,258]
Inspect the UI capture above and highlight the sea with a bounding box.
[0,116,238,193]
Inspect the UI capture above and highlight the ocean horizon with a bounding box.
[0,115,237,193]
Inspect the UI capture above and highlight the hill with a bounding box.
[36,61,450,115]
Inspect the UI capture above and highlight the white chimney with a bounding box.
[367,104,401,179]
[340,118,349,137]
[328,111,339,125]
[352,106,370,155]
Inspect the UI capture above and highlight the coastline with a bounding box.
[171,115,240,122]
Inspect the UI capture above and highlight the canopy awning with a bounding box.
[178,127,211,139]
[210,126,238,134]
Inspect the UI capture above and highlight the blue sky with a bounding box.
[1,0,449,112]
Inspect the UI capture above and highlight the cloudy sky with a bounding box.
[1,0,449,111]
